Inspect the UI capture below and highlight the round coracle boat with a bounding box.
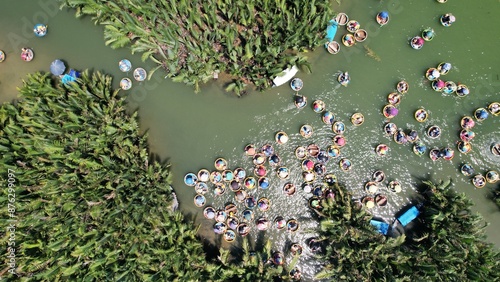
[21,48,34,62]
[197,169,210,182]
[384,123,397,135]
[441,147,454,161]
[440,13,456,27]
[302,171,316,183]
[34,24,47,37]
[300,124,313,138]
[373,170,386,183]
[223,230,236,242]
[277,166,290,179]
[237,223,250,236]
[253,165,267,177]
[327,41,340,54]
[339,158,352,171]
[324,174,338,185]
[365,182,379,194]
[427,125,441,139]
[283,183,297,196]
[316,150,329,164]
[486,171,499,183]
[229,180,241,191]
[309,197,321,210]
[257,198,271,211]
[213,222,227,234]
[133,67,147,81]
[195,182,208,194]
[472,174,486,188]
[312,100,326,113]
[332,121,346,134]
[326,145,341,158]
[333,135,346,148]
[301,159,314,171]
[307,144,320,157]
[375,194,388,207]
[0,50,5,62]
[258,177,270,190]
[460,164,475,177]
[295,146,307,159]
[275,131,289,144]
[396,80,409,94]
[429,148,441,161]
[245,196,257,209]
[268,154,281,167]
[241,210,253,222]
[119,59,132,72]
[459,129,475,142]
[394,129,407,145]
[413,142,427,156]
[222,170,234,182]
[244,144,256,156]
[388,92,401,105]
[342,33,356,47]
[234,190,247,203]
[294,94,307,109]
[225,203,238,216]
[243,176,257,190]
[322,111,335,125]
[492,143,500,156]
[432,79,445,92]
[335,13,349,26]
[362,196,375,209]
[184,172,197,186]
[460,116,475,129]
[415,108,428,122]
[313,163,326,176]
[488,102,499,116]
[214,184,226,196]
[375,144,389,157]
[346,20,360,33]
[120,78,132,90]
[272,251,284,265]
[354,29,367,42]
[214,158,228,171]
[457,141,472,154]
[338,71,350,86]
[407,130,419,143]
[275,216,286,230]
[210,171,222,184]
[287,219,299,232]
[290,77,303,91]
[351,113,364,126]
[389,180,402,193]
[425,68,440,81]
[194,194,206,207]
[456,84,469,97]
[437,62,452,75]
[253,153,266,166]
[383,104,399,119]
[234,167,246,181]
[474,108,489,121]
[290,244,303,257]
[261,143,274,157]
[422,28,435,41]
[437,0,447,3]
[410,36,424,50]
[376,11,389,26]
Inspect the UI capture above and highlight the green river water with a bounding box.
[1,0,499,279]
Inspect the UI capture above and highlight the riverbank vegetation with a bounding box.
[313,180,500,281]
[60,0,334,95]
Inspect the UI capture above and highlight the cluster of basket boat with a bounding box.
[425,62,470,96]
[410,13,455,50]
[118,59,147,90]
[0,24,48,63]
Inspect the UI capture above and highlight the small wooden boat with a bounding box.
[214,157,228,171]
[194,194,206,207]
[339,158,352,171]
[326,145,341,158]
[275,131,289,144]
[322,111,335,124]
[472,174,486,188]
[197,169,210,182]
[213,222,227,234]
[222,170,234,182]
[258,177,270,189]
[245,195,257,209]
[351,113,364,126]
[283,183,296,196]
[354,29,368,42]
[233,168,246,181]
[229,180,241,191]
[234,190,247,203]
[313,163,326,176]
[388,92,401,105]
[429,148,441,161]
[327,41,340,54]
[492,143,500,156]
[214,184,226,195]
[0,50,5,62]
[376,11,389,26]
[261,143,274,156]
[407,130,419,143]
[415,108,428,122]
[427,125,441,139]
[307,144,320,157]
[432,80,445,91]
[302,171,316,182]
[460,164,475,176]
[294,94,307,109]
[346,20,360,33]
[286,219,299,232]
[225,204,238,216]
[394,129,407,144]
[241,210,253,222]
[21,48,34,62]
[375,144,389,156]
[461,116,475,129]
[290,244,303,257]
[488,102,500,116]
[275,216,286,229]
[384,123,398,135]
[300,124,313,138]
[396,80,409,94]
[441,147,454,160]
[257,198,271,211]
[388,180,402,193]
[338,71,350,86]
[268,154,281,167]
[422,28,435,41]
[119,59,132,72]
[440,13,456,27]
[301,159,314,171]
[437,62,452,75]
[410,36,424,50]
[342,33,356,47]
[425,68,440,81]
[456,84,469,97]
[210,171,222,184]
[375,194,388,207]
[277,167,290,179]
[459,129,475,142]
[362,196,375,209]
[437,0,447,3]
[333,135,346,147]
[227,216,239,230]
[413,142,427,156]
[474,108,489,121]
[244,176,256,189]
[120,78,132,90]
[486,171,499,183]
[316,150,329,164]
[272,251,284,265]
[203,206,216,219]
[457,141,472,154]
[312,100,326,113]
[383,104,399,119]
[365,182,379,194]
[295,146,307,159]
[195,182,208,194]
[133,67,147,81]
[253,153,266,165]
[184,172,197,186]
[244,144,256,156]
[223,230,236,242]
[332,121,346,134]
[335,13,349,26]
[253,165,267,177]
[34,24,47,37]
[290,77,303,91]
[373,170,386,183]
[257,217,270,231]
[237,223,250,236]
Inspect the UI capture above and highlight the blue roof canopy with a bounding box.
[370,220,390,235]
[398,206,420,227]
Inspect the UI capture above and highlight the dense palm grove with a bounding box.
[313,180,500,281]
[60,0,333,95]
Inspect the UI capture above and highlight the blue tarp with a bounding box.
[324,19,338,47]
[61,74,76,84]
[397,206,420,227]
[370,220,390,235]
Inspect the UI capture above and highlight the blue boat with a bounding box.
[370,220,390,235]
[397,206,420,227]
[324,19,338,48]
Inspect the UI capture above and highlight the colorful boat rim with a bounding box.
[133,67,147,81]
[354,29,368,42]
[213,222,227,234]
[257,198,271,211]
[222,170,235,182]
[294,94,307,109]
[275,216,286,229]
[474,108,489,121]
[203,206,216,219]
[245,195,257,209]
[460,164,475,177]
[472,174,486,188]
[234,168,246,181]
[253,153,266,165]
[214,184,226,196]
[268,154,281,167]
[234,190,247,203]
[194,194,206,207]
[316,150,329,164]
[327,41,340,54]
[443,81,457,95]
[335,12,349,26]
[295,146,308,159]
[339,158,352,171]
[460,116,475,129]
[225,203,237,216]
[421,28,435,41]
[301,159,314,171]
[290,77,303,91]
[300,124,313,138]
[210,171,223,184]
[485,171,499,183]
[459,129,475,142]
[342,33,356,47]
[244,177,257,189]
[214,158,228,171]
[410,36,424,50]
[427,125,441,139]
[322,111,335,125]
[119,59,132,72]
[197,169,210,182]
[456,84,469,97]
[0,50,5,62]
[275,131,289,144]
[21,48,34,62]
[441,147,454,161]
[387,92,401,105]
[414,108,428,122]
[440,13,456,27]
[312,100,326,113]
[346,20,360,33]
[351,113,364,126]
[425,68,440,81]
[261,143,275,156]
[332,121,346,134]
[373,170,386,183]
[394,129,407,145]
[34,24,47,37]
[488,102,500,116]
[229,180,241,191]
[437,62,452,75]
[120,78,132,90]
[376,11,389,26]
[396,80,409,94]
[407,130,419,143]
